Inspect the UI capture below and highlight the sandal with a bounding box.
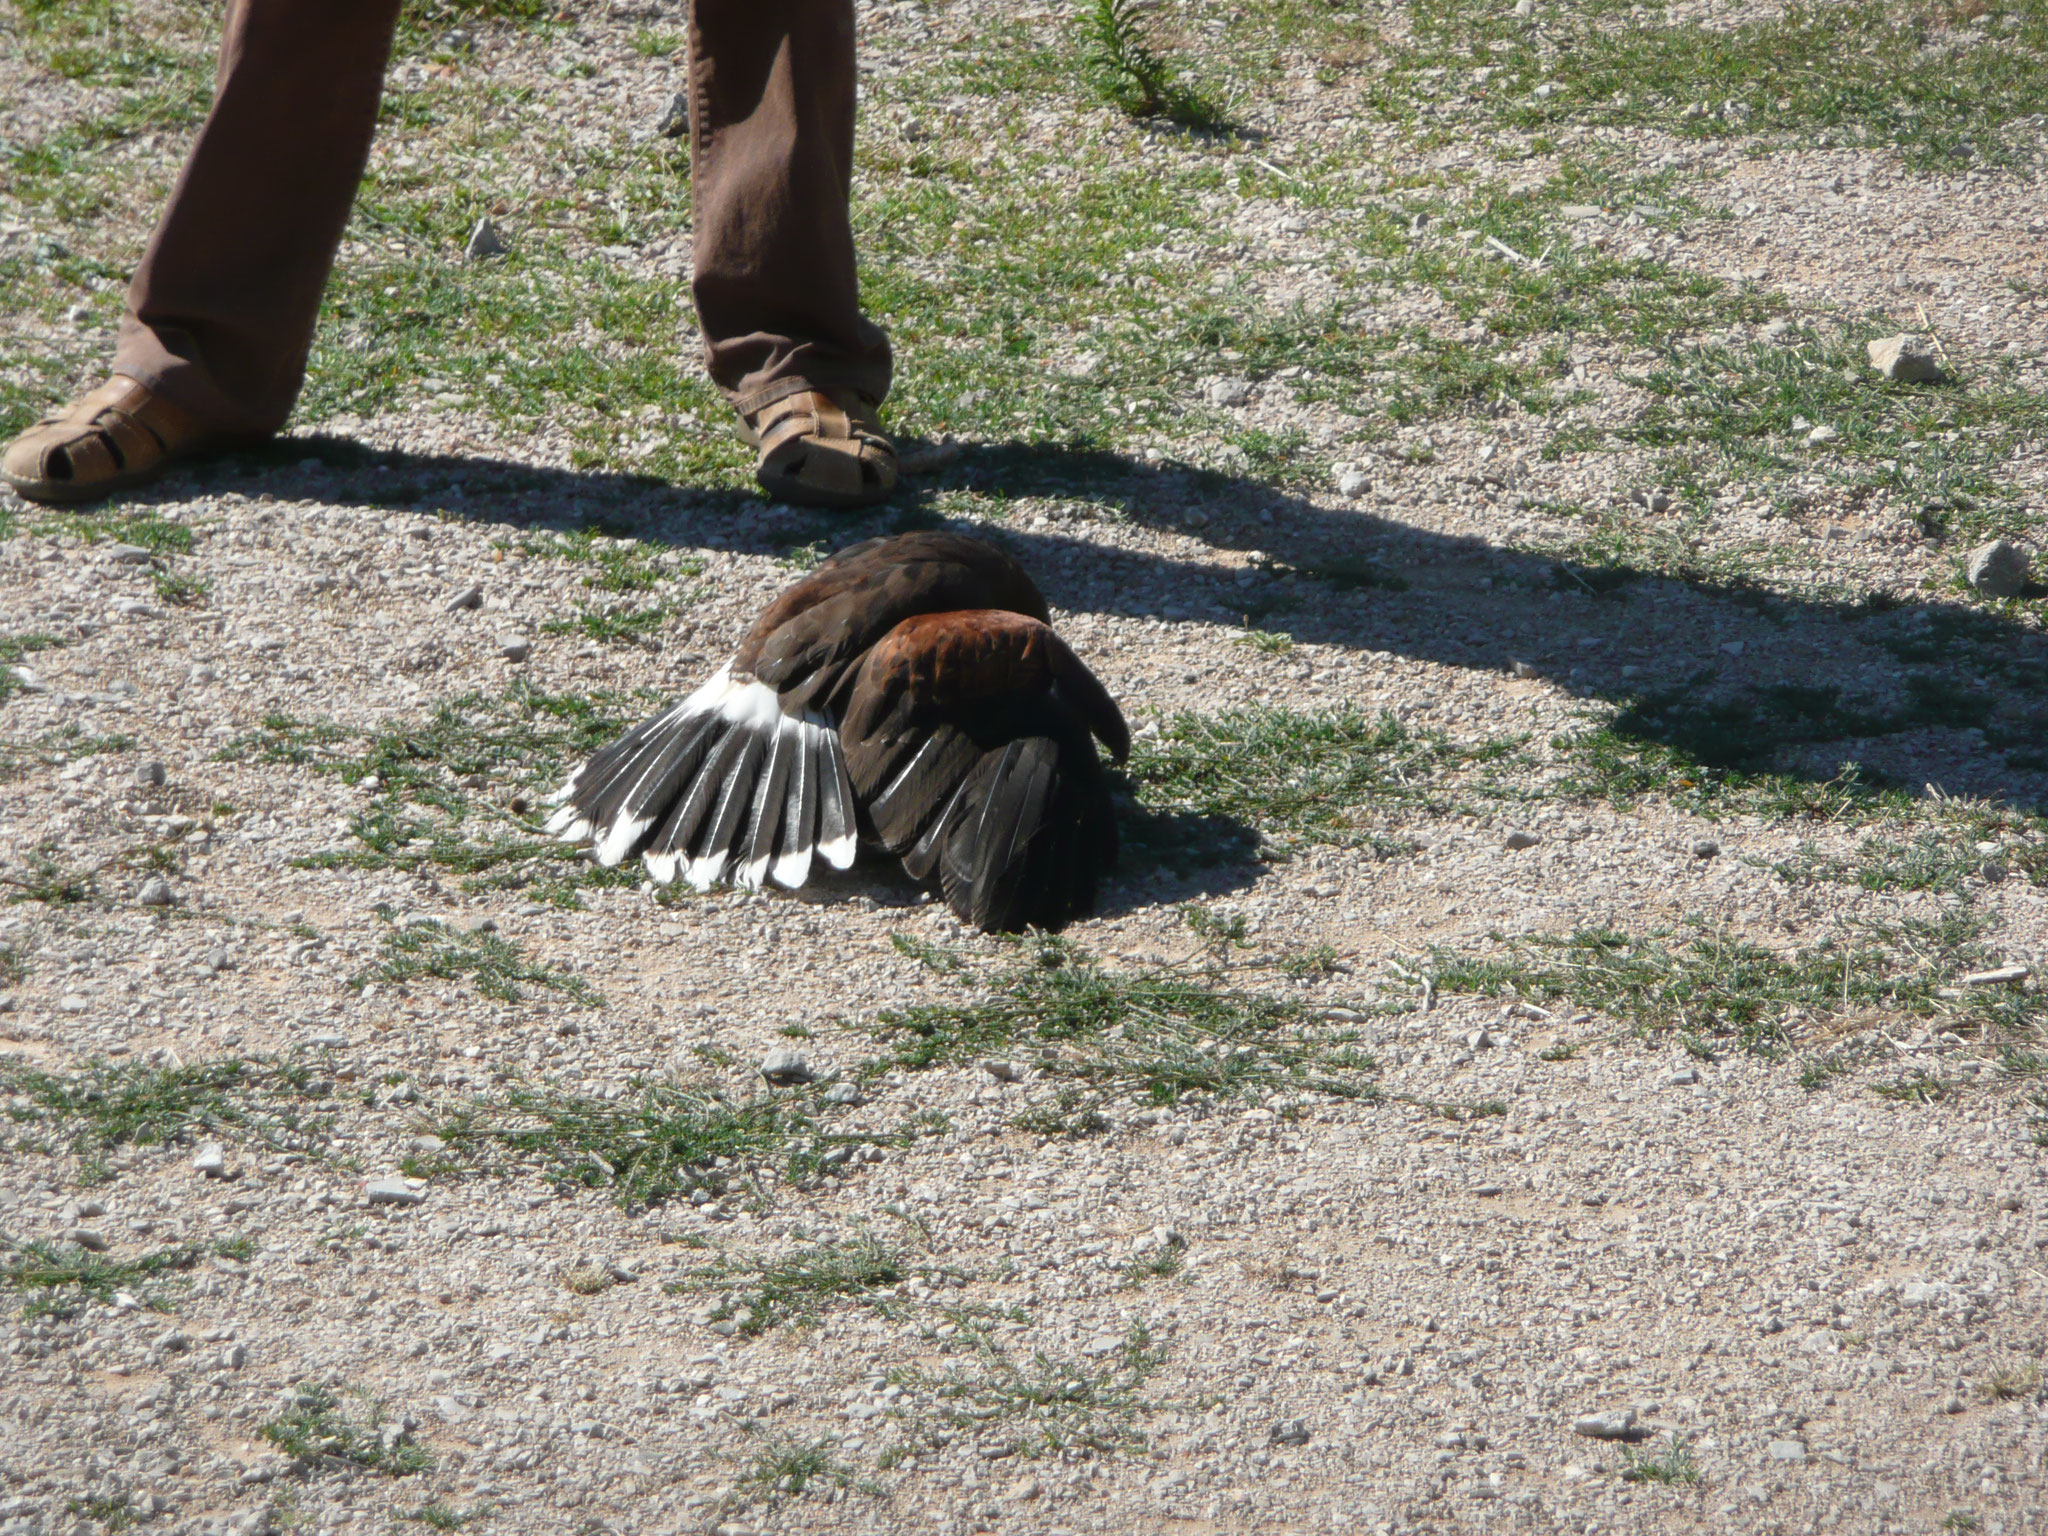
[1,377,222,506]
[738,387,898,509]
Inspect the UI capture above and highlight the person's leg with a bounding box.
[115,0,406,437]
[688,0,893,417]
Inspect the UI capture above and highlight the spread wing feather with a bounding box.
[543,534,1125,931]
[545,666,843,892]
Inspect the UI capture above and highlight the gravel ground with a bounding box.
[3,2,2047,1535]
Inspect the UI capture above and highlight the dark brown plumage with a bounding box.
[546,531,1128,930]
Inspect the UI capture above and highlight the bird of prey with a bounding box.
[545,531,1129,931]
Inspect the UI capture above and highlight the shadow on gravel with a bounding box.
[131,431,2048,818]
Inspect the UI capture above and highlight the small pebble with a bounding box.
[760,1048,813,1086]
[1966,538,2031,599]
[364,1178,426,1207]
[134,760,166,787]
[1691,837,1720,858]
[1572,1408,1637,1440]
[497,633,533,663]
[1502,830,1541,850]
[137,877,175,908]
[1270,1418,1312,1446]
[193,1143,227,1178]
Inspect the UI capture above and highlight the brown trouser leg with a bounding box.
[110,0,889,440]
[114,0,404,439]
[689,0,891,413]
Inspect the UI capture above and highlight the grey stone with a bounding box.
[365,1178,426,1207]
[1470,1183,1503,1198]
[1767,1438,1807,1463]
[1207,379,1253,408]
[656,91,690,138]
[1805,424,1839,445]
[1691,837,1720,858]
[822,1081,861,1105]
[497,633,533,663]
[465,218,509,261]
[193,1143,227,1178]
[65,1227,109,1252]
[1758,1313,1785,1335]
[1867,334,1943,383]
[760,1048,813,1086]
[1335,468,1371,498]
[1962,963,2030,987]
[137,877,175,907]
[1463,1029,1496,1050]
[1503,830,1541,850]
[1572,1408,1637,1440]
[134,760,166,786]
[444,584,484,612]
[1966,538,2031,598]
[984,1059,1025,1082]
[1270,1418,1312,1446]
[107,542,154,564]
[1900,1280,1950,1307]
[1669,1067,1701,1087]
[222,1342,247,1370]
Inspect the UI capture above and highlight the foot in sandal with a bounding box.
[739,387,898,509]
[1,377,239,506]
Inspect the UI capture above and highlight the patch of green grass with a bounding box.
[0,1054,337,1155]
[740,1436,864,1500]
[0,633,65,707]
[1771,829,2028,894]
[540,602,671,647]
[1375,0,2048,172]
[259,1382,432,1476]
[893,1316,1169,1461]
[673,1230,908,1335]
[1179,903,1251,951]
[431,1079,867,1210]
[1,1234,255,1318]
[352,912,601,1007]
[1131,707,1520,856]
[1869,1071,1971,1104]
[403,1503,489,1531]
[1979,1359,2042,1402]
[1119,1233,1187,1286]
[63,1495,134,1535]
[866,937,1379,1132]
[1620,1434,1701,1486]
[150,569,208,608]
[1431,909,2039,1049]
[1798,1055,1851,1091]
[218,684,648,901]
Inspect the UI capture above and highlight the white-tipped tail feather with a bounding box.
[545,665,858,895]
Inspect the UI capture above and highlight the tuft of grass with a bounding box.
[1620,1435,1701,1486]
[893,1316,1169,1461]
[259,1382,432,1476]
[150,569,208,608]
[1119,1232,1187,1287]
[740,1436,862,1499]
[430,1079,866,1210]
[1979,1360,2042,1403]
[1,1236,247,1318]
[866,937,1380,1131]
[1431,909,2038,1050]
[1,1054,336,1155]
[1079,0,1226,127]
[352,912,602,1006]
[1869,1072,1970,1104]
[403,1504,489,1531]
[1798,1056,1851,1092]
[672,1230,908,1335]
[540,602,671,647]
[1131,707,1519,856]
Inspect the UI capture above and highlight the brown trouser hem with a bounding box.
[109,0,891,440]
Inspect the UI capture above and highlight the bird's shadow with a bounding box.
[131,432,2048,832]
